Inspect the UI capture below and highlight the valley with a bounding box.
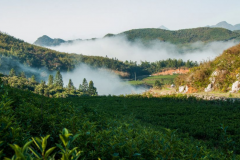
[1,3,240,158]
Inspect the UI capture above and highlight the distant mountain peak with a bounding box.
[34,35,65,46]
[158,25,169,30]
[209,21,240,31]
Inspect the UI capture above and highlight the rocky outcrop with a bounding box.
[230,81,240,93]
[179,86,187,93]
[205,70,228,92]
[205,84,213,92]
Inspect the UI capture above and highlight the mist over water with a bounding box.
[50,36,239,63]
[62,64,147,95]
[0,57,146,95]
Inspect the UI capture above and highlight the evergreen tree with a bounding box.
[48,75,53,86]
[79,84,83,92]
[82,78,88,93]
[54,71,63,87]
[67,79,74,89]
[9,68,16,77]
[31,75,36,82]
[88,80,97,95]
[20,71,26,78]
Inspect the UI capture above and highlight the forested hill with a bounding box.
[34,35,66,46]
[0,32,197,78]
[109,27,240,44]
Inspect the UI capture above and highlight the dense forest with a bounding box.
[109,27,240,44]
[0,32,197,79]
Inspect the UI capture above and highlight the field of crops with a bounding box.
[66,95,240,154]
[1,81,240,159]
[128,75,178,86]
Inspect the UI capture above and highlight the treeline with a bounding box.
[117,27,240,44]
[0,32,197,78]
[1,69,97,97]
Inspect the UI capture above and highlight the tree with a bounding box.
[31,75,36,82]
[20,71,26,78]
[54,71,63,87]
[154,80,162,89]
[88,80,97,96]
[82,78,88,93]
[48,75,53,86]
[67,79,74,90]
[9,68,16,77]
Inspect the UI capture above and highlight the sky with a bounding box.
[0,0,240,43]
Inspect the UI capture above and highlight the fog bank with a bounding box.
[62,64,146,95]
[0,57,146,95]
[50,36,239,63]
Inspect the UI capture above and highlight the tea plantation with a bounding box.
[1,80,240,159]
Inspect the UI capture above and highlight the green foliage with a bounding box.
[1,73,97,97]
[48,75,53,86]
[20,71,26,78]
[9,68,16,77]
[2,83,240,159]
[67,79,74,90]
[117,27,240,44]
[175,43,240,91]
[88,80,97,96]
[154,80,162,89]
[54,71,63,88]
[0,32,197,78]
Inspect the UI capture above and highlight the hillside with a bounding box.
[34,35,84,46]
[175,42,240,92]
[0,32,197,78]
[35,27,240,47]
[34,35,66,46]
[1,78,240,158]
[115,27,240,44]
[234,30,240,34]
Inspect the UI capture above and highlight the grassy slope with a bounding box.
[128,75,177,86]
[116,27,240,44]
[175,43,240,91]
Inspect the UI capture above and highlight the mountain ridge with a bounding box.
[208,21,240,31]
[34,27,240,47]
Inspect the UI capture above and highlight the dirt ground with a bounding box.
[146,87,240,98]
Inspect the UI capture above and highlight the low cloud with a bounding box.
[0,57,146,95]
[62,64,147,95]
[50,36,239,63]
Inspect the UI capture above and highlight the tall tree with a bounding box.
[48,75,53,86]
[31,75,36,82]
[54,71,63,87]
[67,79,74,89]
[20,71,26,78]
[9,68,16,77]
[88,80,97,95]
[82,78,88,93]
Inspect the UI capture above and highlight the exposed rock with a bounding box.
[171,84,175,88]
[230,81,240,93]
[179,86,185,93]
[184,85,189,93]
[205,84,213,92]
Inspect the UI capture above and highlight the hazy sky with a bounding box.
[1,0,240,43]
